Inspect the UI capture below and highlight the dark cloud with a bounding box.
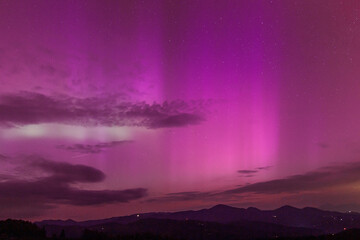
[243,175,255,178]
[0,156,147,218]
[0,92,209,128]
[0,179,146,205]
[150,162,360,206]
[30,157,105,183]
[148,113,205,128]
[56,141,132,154]
[256,166,272,170]
[225,162,360,195]
[237,170,258,174]
[237,166,272,176]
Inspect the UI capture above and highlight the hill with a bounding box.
[37,204,360,235]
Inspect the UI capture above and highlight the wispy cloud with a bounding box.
[226,162,360,195]
[256,166,272,170]
[237,170,258,174]
[237,166,272,177]
[0,92,210,129]
[56,141,132,154]
[149,162,360,207]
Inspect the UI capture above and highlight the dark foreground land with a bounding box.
[4,205,360,240]
[2,219,360,240]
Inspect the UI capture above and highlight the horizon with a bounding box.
[1,0,360,221]
[7,204,358,223]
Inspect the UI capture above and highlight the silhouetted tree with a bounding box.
[52,233,58,239]
[0,219,46,239]
[60,229,66,239]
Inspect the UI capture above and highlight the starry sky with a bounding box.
[1,0,360,220]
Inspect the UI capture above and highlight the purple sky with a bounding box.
[1,0,360,220]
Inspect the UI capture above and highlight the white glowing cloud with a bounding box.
[1,124,132,141]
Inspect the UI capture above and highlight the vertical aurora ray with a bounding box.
[151,1,282,190]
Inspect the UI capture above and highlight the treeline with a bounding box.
[0,220,177,240]
[3,219,360,240]
[0,219,46,239]
[82,229,177,240]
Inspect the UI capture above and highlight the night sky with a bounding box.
[1,0,360,221]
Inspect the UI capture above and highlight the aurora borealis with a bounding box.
[1,0,360,220]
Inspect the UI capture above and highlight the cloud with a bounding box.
[256,166,272,170]
[0,156,147,218]
[149,162,360,207]
[0,92,209,129]
[237,166,272,177]
[237,170,258,174]
[237,170,258,178]
[56,141,132,154]
[225,162,360,195]
[30,157,106,183]
[148,113,205,128]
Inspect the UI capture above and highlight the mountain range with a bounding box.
[36,205,360,239]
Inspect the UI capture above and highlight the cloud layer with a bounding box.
[0,92,210,129]
[0,156,147,218]
[225,163,360,195]
[149,162,360,208]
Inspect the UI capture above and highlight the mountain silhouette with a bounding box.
[36,204,360,239]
